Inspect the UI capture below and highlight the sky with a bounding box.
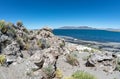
[0,0,120,29]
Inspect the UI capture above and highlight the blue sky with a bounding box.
[0,0,120,29]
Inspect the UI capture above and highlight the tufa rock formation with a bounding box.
[0,20,65,79]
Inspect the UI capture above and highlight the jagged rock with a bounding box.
[3,41,20,55]
[30,51,44,69]
[42,27,52,32]
[2,41,22,65]
[43,53,56,67]
[38,27,54,38]
[112,52,120,58]
[0,35,9,43]
[86,52,117,72]
[0,31,2,36]
[6,55,17,65]
[0,21,67,79]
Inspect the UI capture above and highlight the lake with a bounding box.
[53,29,120,43]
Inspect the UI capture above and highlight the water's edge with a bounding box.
[59,35,120,53]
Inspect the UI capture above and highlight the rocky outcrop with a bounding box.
[0,20,120,79]
[0,20,65,79]
[86,52,117,72]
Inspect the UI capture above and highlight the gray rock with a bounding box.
[86,52,117,72]
[112,52,120,58]
[21,50,31,58]
[0,35,9,42]
[6,55,17,64]
[0,24,66,79]
[30,51,44,69]
[3,41,20,55]
[0,59,40,79]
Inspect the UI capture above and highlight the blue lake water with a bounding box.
[53,29,120,43]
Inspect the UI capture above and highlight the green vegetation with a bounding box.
[17,38,30,50]
[64,70,96,79]
[37,39,50,49]
[24,43,30,50]
[0,20,17,36]
[64,77,74,79]
[42,65,54,79]
[37,39,42,48]
[116,57,120,71]
[66,53,79,66]
[82,55,91,61]
[0,20,5,29]
[59,40,65,48]
[23,28,29,34]
[16,37,24,50]
[72,70,96,79]
[16,21,23,27]
[83,48,100,53]
[71,51,79,57]
[83,48,89,52]
[0,20,8,34]
[7,26,17,37]
[1,25,8,34]
[90,49,95,53]
[0,55,6,65]
[55,68,63,79]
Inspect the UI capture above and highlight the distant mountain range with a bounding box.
[58,26,120,32]
[59,26,96,29]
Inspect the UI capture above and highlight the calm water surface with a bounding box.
[53,29,120,43]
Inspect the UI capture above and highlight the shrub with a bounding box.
[16,37,24,50]
[42,65,54,79]
[23,36,29,43]
[59,40,65,48]
[66,54,79,66]
[55,68,63,79]
[24,43,30,50]
[7,27,16,38]
[64,77,74,79]
[37,39,50,49]
[72,70,96,79]
[16,21,23,27]
[116,58,120,71]
[0,20,5,29]
[37,39,41,47]
[0,55,6,65]
[1,25,8,34]
[70,51,78,57]
[23,28,29,34]
[82,55,91,61]
[90,49,95,53]
[83,49,89,52]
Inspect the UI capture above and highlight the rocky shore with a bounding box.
[60,36,120,53]
[0,20,120,79]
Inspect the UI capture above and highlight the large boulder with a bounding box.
[86,52,117,72]
[3,41,20,55]
[2,41,22,65]
[0,35,9,43]
[30,50,44,69]
[0,59,41,79]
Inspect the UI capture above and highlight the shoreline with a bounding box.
[59,36,120,53]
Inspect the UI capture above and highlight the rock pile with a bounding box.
[0,20,65,79]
